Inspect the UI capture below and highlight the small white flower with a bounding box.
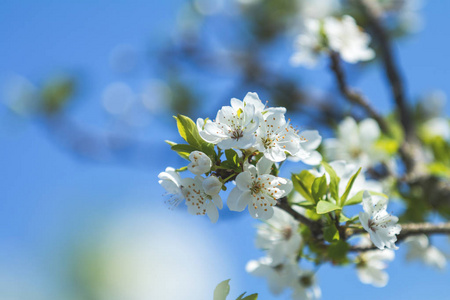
[356,236,395,287]
[324,15,375,63]
[291,270,321,300]
[197,95,259,149]
[183,176,223,223]
[158,167,185,208]
[296,0,341,20]
[404,234,447,270]
[290,19,323,68]
[202,175,222,196]
[288,130,323,165]
[255,207,302,266]
[324,117,390,169]
[246,257,297,295]
[227,159,292,219]
[187,151,212,175]
[254,111,302,162]
[359,191,401,250]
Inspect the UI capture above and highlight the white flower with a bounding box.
[187,151,212,175]
[404,234,447,270]
[324,117,389,169]
[288,130,323,165]
[356,236,395,287]
[183,176,223,223]
[158,167,185,208]
[254,111,302,162]
[202,175,222,196]
[227,159,292,219]
[246,257,297,295]
[423,117,450,141]
[255,207,302,266]
[290,19,323,68]
[198,95,259,149]
[291,270,321,300]
[359,191,401,250]
[324,15,375,63]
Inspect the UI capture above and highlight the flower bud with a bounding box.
[202,176,222,196]
[188,151,212,175]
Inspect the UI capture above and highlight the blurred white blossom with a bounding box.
[359,191,401,250]
[404,234,447,270]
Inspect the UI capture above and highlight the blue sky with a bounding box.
[0,1,449,299]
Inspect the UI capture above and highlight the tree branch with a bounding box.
[348,222,450,252]
[277,197,322,236]
[329,51,391,135]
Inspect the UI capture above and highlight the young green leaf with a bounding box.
[316,200,341,214]
[174,114,203,147]
[322,162,340,203]
[339,167,362,205]
[344,190,387,206]
[327,240,349,263]
[292,173,315,203]
[214,279,231,300]
[311,174,327,202]
[236,292,258,300]
[171,143,197,160]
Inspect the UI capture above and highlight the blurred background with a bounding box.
[1,0,449,299]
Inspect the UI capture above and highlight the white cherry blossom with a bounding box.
[183,176,223,223]
[323,117,390,169]
[187,151,212,175]
[291,270,321,300]
[198,96,259,149]
[356,236,395,287]
[231,92,286,116]
[246,257,297,295]
[404,234,447,270]
[288,130,323,165]
[255,207,302,266]
[324,15,375,63]
[290,19,323,68]
[202,175,223,196]
[254,111,302,162]
[228,159,292,219]
[359,191,401,250]
[158,167,185,208]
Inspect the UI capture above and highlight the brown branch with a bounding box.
[348,222,450,252]
[357,0,421,176]
[277,197,322,236]
[357,0,414,141]
[329,51,391,135]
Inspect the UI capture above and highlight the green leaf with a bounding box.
[214,279,231,300]
[344,190,387,206]
[175,166,188,172]
[323,224,339,242]
[240,294,258,300]
[165,140,177,147]
[339,167,362,206]
[171,143,197,160]
[292,171,316,203]
[292,201,315,209]
[174,114,203,147]
[316,200,341,214]
[322,162,340,202]
[327,240,349,262]
[311,174,327,202]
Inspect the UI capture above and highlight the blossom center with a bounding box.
[250,182,262,195]
[231,128,244,140]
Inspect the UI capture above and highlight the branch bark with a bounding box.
[329,51,391,135]
[348,222,450,252]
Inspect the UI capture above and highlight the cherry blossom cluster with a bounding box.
[159,92,322,222]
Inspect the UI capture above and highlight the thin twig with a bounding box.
[329,51,391,135]
[348,222,450,252]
